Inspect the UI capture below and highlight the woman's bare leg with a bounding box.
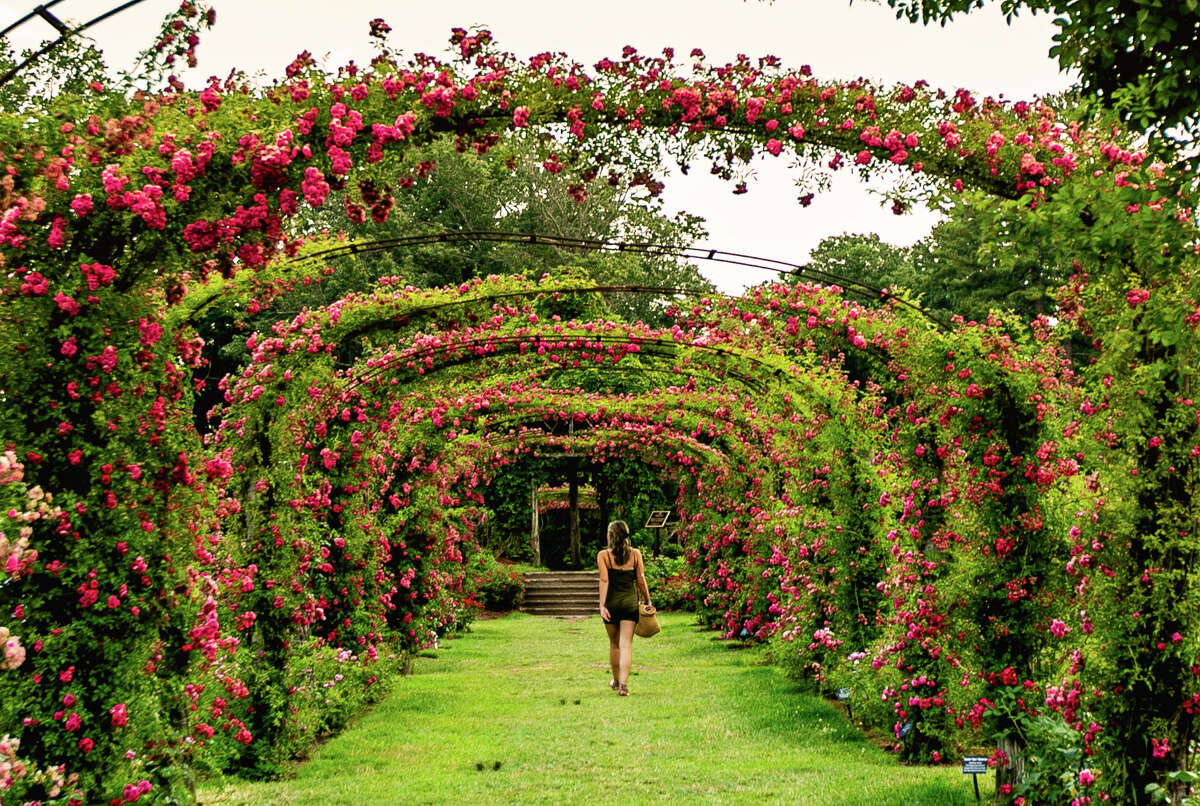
[605,621,620,684]
[618,620,636,686]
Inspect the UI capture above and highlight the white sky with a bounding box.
[0,0,1073,292]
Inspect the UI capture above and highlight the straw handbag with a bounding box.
[634,602,660,637]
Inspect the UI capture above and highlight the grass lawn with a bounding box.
[198,612,993,805]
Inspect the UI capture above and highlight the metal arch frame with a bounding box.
[0,0,150,89]
[286,230,949,329]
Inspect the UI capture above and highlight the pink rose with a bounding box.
[111,702,128,727]
[1,633,25,669]
[1126,288,1151,308]
[70,193,94,216]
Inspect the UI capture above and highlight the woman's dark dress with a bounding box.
[603,552,640,624]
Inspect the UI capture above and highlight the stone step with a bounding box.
[524,572,600,582]
[524,601,596,611]
[523,604,598,617]
[523,589,597,600]
[525,581,598,591]
[524,570,599,575]
[521,571,604,617]
[524,584,598,595]
[525,576,598,584]
[525,573,598,581]
[528,585,597,597]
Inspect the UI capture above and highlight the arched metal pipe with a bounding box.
[284,230,948,329]
[0,0,150,88]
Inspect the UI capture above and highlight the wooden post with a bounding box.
[568,460,581,569]
[596,472,610,547]
[530,479,540,567]
[996,734,1026,794]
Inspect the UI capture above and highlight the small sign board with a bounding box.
[898,720,913,738]
[836,687,852,701]
[962,756,988,776]
[644,510,671,528]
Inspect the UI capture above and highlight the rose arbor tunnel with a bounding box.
[202,261,1065,776]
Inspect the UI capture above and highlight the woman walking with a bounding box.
[597,520,651,696]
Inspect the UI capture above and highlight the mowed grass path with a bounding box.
[199,612,991,805]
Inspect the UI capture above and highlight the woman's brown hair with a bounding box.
[607,520,631,566]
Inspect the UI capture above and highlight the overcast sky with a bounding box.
[0,0,1073,291]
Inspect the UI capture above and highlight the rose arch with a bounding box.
[1,17,1197,805]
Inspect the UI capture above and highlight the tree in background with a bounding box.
[256,133,708,307]
[192,133,712,426]
[807,193,1067,327]
[907,198,1062,323]
[876,0,1200,143]
[804,232,917,301]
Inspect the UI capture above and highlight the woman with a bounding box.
[597,520,651,696]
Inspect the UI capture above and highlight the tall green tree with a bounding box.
[805,232,917,299]
[909,198,1065,323]
[192,134,713,425]
[277,134,709,308]
[807,195,1067,327]
[873,0,1200,142]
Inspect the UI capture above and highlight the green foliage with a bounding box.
[1145,770,1200,805]
[1002,714,1093,804]
[476,464,543,561]
[0,32,107,112]
[910,197,1064,323]
[806,232,917,298]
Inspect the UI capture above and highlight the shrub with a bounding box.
[212,641,407,780]
[642,553,695,611]
[464,552,525,611]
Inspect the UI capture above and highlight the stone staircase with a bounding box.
[522,571,600,618]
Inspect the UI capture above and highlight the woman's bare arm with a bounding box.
[634,550,651,604]
[597,550,610,619]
